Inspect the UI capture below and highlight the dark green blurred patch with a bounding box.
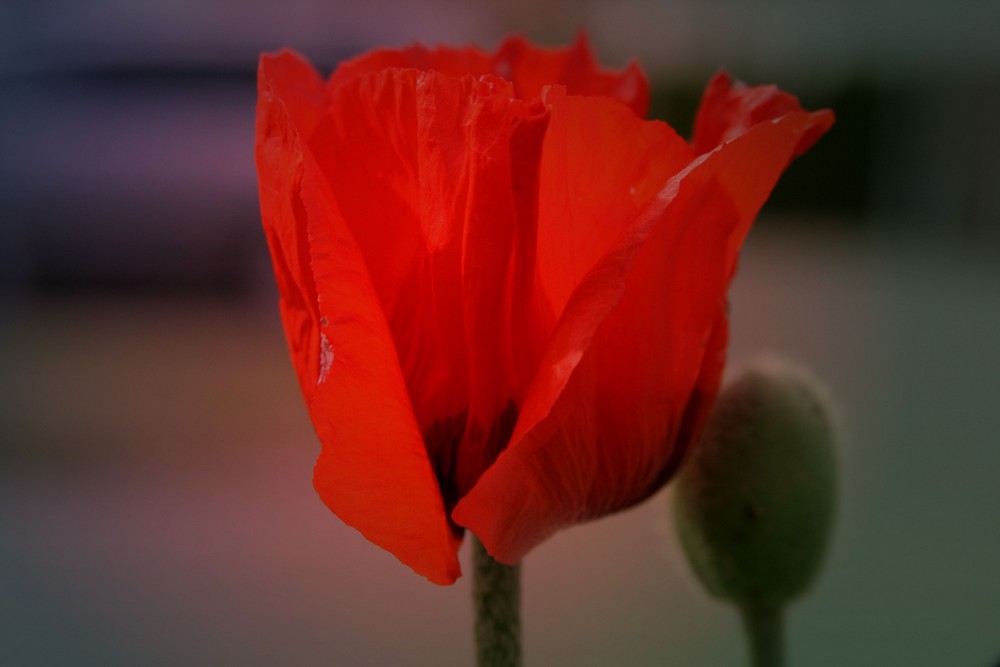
[649,77,877,227]
[647,81,702,145]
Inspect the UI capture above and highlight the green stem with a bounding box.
[740,605,784,667]
[472,535,522,667]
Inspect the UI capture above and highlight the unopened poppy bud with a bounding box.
[673,359,836,609]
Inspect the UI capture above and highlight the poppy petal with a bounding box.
[532,87,694,327]
[258,40,835,583]
[453,109,830,564]
[311,67,554,509]
[256,50,327,400]
[328,43,494,91]
[494,33,650,116]
[300,151,462,586]
[258,53,461,585]
[691,71,835,156]
[310,68,474,440]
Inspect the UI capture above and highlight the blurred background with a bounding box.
[2,1,998,665]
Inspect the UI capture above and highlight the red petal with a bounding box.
[310,69,474,439]
[533,87,694,325]
[255,50,327,400]
[691,71,835,156]
[328,43,494,91]
[453,95,550,500]
[453,109,828,564]
[310,66,552,506]
[300,143,462,586]
[328,35,649,115]
[258,52,461,585]
[494,33,650,116]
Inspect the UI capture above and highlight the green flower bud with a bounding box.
[673,359,836,609]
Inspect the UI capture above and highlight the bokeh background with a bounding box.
[2,1,999,665]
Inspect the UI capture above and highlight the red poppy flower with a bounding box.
[255,34,833,585]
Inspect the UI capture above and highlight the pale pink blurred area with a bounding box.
[3,0,1000,665]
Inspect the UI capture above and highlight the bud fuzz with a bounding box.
[673,359,836,608]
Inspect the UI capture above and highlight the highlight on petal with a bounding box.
[494,33,650,117]
[691,71,835,156]
[454,109,830,564]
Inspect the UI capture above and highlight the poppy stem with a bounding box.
[471,535,522,667]
[740,604,784,667]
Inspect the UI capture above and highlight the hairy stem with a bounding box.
[472,536,521,667]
